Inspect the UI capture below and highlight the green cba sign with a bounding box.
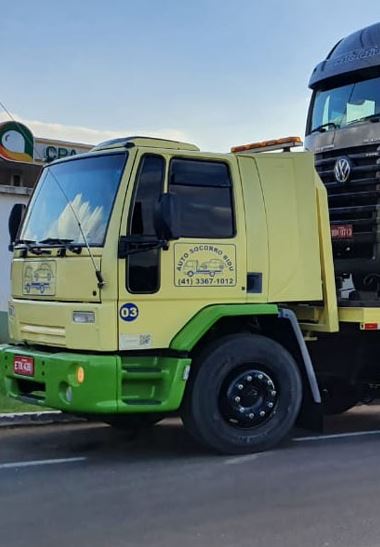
[0,120,91,165]
[0,121,34,163]
[44,145,78,162]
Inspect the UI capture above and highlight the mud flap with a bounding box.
[297,399,323,432]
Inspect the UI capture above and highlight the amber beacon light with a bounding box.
[231,136,303,154]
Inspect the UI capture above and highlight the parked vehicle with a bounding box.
[305,22,380,303]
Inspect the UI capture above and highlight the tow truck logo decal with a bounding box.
[174,244,236,287]
[23,261,56,296]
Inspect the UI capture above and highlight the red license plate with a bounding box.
[13,355,35,377]
[331,224,353,239]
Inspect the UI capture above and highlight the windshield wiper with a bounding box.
[38,238,83,256]
[347,113,380,126]
[14,239,37,246]
[14,239,51,256]
[39,238,74,245]
[310,122,339,134]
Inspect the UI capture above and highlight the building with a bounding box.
[0,120,92,341]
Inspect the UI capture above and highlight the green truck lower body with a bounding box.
[0,344,190,414]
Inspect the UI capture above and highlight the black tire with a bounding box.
[105,413,163,431]
[321,378,359,415]
[181,333,302,454]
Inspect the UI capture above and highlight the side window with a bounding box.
[169,158,234,238]
[127,155,165,293]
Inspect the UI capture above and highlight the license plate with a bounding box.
[331,224,353,239]
[13,355,35,377]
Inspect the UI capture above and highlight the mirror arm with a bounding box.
[118,236,169,258]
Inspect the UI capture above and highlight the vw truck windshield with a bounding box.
[309,75,380,134]
[21,153,127,246]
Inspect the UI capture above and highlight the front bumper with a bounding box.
[0,344,190,414]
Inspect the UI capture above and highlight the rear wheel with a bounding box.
[181,333,302,454]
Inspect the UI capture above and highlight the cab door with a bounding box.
[118,150,246,351]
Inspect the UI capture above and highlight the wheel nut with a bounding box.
[246,375,252,382]
[258,374,263,380]
[259,411,265,417]
[268,402,274,408]
[271,390,277,396]
[249,413,255,419]
[238,384,244,390]
[234,396,241,403]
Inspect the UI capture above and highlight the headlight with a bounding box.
[72,311,95,324]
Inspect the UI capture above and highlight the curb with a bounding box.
[0,411,85,428]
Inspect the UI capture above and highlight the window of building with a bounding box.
[10,174,22,187]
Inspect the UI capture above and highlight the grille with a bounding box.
[315,143,380,260]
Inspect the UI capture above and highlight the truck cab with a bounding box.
[0,136,336,453]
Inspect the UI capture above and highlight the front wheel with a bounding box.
[181,334,302,454]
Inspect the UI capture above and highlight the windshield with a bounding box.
[21,153,127,246]
[308,75,380,134]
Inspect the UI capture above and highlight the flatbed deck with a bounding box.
[295,305,380,333]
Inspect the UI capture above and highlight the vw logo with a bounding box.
[334,157,351,183]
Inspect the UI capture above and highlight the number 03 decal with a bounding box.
[119,303,139,322]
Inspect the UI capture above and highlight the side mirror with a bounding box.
[154,192,181,241]
[8,203,26,251]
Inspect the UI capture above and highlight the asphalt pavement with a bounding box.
[1,406,380,547]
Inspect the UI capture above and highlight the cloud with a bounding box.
[0,93,310,152]
[48,193,105,244]
[0,112,192,146]
[24,193,107,245]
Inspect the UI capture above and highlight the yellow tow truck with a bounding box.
[1,135,380,454]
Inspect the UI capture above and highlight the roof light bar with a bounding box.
[231,136,303,154]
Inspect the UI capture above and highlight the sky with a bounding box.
[1,0,380,152]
